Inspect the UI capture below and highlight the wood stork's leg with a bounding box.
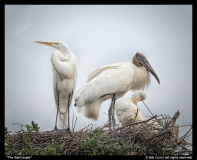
[67,94,71,132]
[108,98,113,128]
[52,91,62,132]
[112,98,116,129]
[108,93,116,130]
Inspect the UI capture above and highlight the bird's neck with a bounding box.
[59,47,71,60]
[132,67,151,90]
[51,50,75,79]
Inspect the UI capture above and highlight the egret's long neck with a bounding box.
[58,45,71,60]
[51,49,73,79]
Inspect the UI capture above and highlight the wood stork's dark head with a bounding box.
[132,52,160,84]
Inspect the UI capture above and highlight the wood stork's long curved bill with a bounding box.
[134,52,160,84]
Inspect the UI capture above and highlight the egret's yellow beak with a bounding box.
[35,41,58,46]
[132,97,141,104]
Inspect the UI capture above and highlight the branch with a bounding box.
[134,108,139,122]
[114,115,157,132]
[142,101,157,120]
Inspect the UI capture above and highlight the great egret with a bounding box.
[115,90,146,125]
[74,52,160,126]
[36,41,77,132]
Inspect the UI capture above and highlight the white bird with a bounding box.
[74,52,160,125]
[115,90,163,133]
[115,90,178,137]
[115,90,146,125]
[36,41,77,132]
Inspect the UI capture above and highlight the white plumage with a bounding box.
[115,90,178,138]
[36,41,77,131]
[74,52,160,122]
[115,90,146,124]
[115,90,164,133]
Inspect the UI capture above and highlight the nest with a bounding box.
[5,110,192,155]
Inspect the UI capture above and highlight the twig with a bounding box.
[114,115,157,132]
[169,110,180,127]
[6,111,192,156]
[134,108,139,122]
[179,126,192,143]
[79,124,92,132]
[142,101,157,120]
[13,123,26,131]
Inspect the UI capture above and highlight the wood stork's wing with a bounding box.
[76,62,135,104]
[87,63,122,82]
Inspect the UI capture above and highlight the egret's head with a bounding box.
[132,52,160,84]
[131,90,146,104]
[35,41,69,51]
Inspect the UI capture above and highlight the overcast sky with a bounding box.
[5,5,192,143]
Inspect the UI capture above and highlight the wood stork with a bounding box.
[115,90,164,133]
[36,41,77,132]
[115,90,178,137]
[115,90,146,125]
[74,52,160,125]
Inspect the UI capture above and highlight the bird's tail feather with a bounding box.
[77,106,84,113]
[74,85,87,106]
[83,99,104,120]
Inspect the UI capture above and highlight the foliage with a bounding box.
[5,121,64,155]
[26,121,40,132]
[4,112,192,155]
[79,128,138,155]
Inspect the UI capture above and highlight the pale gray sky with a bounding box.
[5,5,192,143]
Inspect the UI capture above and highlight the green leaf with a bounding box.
[31,121,35,126]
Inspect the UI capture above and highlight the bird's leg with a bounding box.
[112,98,116,130]
[67,94,71,132]
[52,91,62,132]
[54,103,59,130]
[108,93,116,130]
[108,101,113,130]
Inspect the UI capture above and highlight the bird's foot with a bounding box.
[67,127,72,133]
[52,126,63,133]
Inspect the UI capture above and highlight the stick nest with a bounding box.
[5,110,192,155]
